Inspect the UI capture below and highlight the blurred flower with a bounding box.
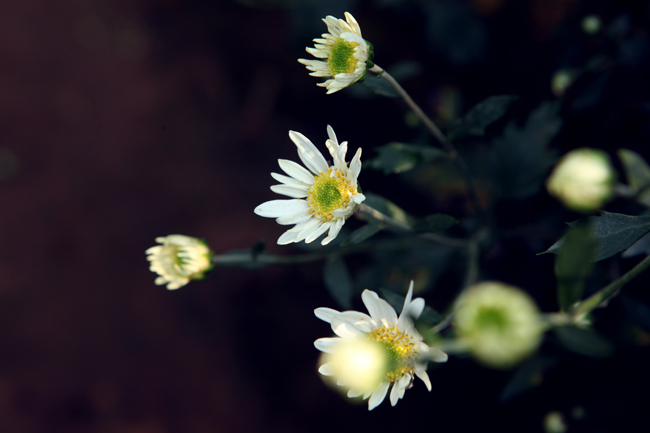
[453,282,543,369]
[551,69,577,97]
[298,12,373,94]
[146,235,213,290]
[254,126,365,245]
[581,15,601,35]
[546,148,615,213]
[314,281,448,410]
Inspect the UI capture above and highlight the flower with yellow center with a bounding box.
[145,235,213,290]
[254,126,365,245]
[314,281,448,410]
[298,12,373,94]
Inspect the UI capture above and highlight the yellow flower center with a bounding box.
[307,168,356,222]
[366,325,416,383]
[328,38,360,76]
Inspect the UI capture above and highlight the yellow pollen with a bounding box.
[307,168,356,222]
[328,38,360,76]
[365,325,417,383]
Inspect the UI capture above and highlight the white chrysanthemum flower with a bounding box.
[453,282,544,369]
[546,148,615,213]
[314,281,448,410]
[145,235,213,290]
[298,12,373,94]
[254,126,366,246]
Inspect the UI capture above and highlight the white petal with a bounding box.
[270,184,309,198]
[428,347,449,363]
[321,218,345,245]
[347,388,364,398]
[289,131,329,174]
[351,193,366,204]
[314,307,339,323]
[254,199,308,218]
[277,231,299,245]
[296,221,323,242]
[305,222,331,243]
[389,382,400,406]
[368,381,389,410]
[326,125,338,145]
[348,148,362,180]
[330,317,364,338]
[271,172,307,187]
[361,290,398,326]
[278,159,316,184]
[318,362,334,376]
[276,209,312,225]
[414,367,432,391]
[314,337,341,354]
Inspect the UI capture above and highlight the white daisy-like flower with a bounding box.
[146,235,213,290]
[298,12,373,94]
[254,126,366,246]
[314,281,448,410]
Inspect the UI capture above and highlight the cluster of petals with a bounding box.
[145,235,212,290]
[254,126,365,245]
[298,12,370,94]
[314,281,448,410]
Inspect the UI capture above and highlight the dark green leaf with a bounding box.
[554,326,614,358]
[449,95,518,141]
[490,101,562,199]
[346,223,385,245]
[554,222,597,311]
[413,214,458,234]
[323,256,353,309]
[361,192,411,226]
[542,212,650,261]
[367,142,447,174]
[360,74,398,97]
[618,149,650,193]
[499,356,557,402]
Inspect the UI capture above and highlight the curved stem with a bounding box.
[369,64,483,217]
[572,254,650,319]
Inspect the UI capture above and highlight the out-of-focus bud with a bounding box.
[582,15,601,35]
[546,148,615,213]
[544,411,567,433]
[146,235,214,290]
[551,69,576,97]
[318,338,388,394]
[453,282,544,369]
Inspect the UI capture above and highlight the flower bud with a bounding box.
[454,282,544,369]
[546,148,615,213]
[146,235,213,290]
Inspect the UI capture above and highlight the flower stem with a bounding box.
[572,254,650,319]
[368,64,483,216]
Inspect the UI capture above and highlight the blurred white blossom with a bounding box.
[454,282,544,369]
[546,148,615,213]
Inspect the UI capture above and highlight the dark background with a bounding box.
[1,0,650,432]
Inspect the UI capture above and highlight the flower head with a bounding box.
[453,282,544,369]
[546,148,615,213]
[254,126,365,246]
[314,281,448,410]
[146,235,213,290]
[298,12,373,94]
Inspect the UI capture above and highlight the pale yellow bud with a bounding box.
[319,339,388,394]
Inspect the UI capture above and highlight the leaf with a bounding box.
[361,192,411,227]
[367,142,447,175]
[618,149,650,193]
[499,356,557,403]
[553,222,597,311]
[554,326,614,358]
[449,95,518,141]
[542,212,650,261]
[413,214,458,234]
[490,101,562,199]
[323,256,354,309]
[359,74,398,98]
[346,223,385,245]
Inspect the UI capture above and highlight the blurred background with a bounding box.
[1,0,650,432]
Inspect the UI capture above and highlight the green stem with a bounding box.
[369,64,483,217]
[572,254,650,318]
